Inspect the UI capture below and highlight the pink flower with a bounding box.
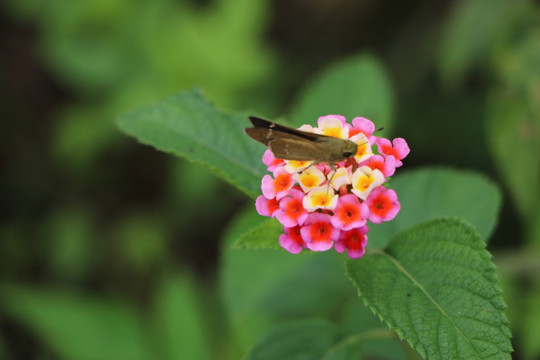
[376,137,410,167]
[317,115,349,139]
[350,117,376,143]
[331,194,368,230]
[364,186,401,224]
[279,226,304,254]
[318,114,347,128]
[351,166,385,200]
[334,226,368,259]
[276,189,308,227]
[261,165,294,200]
[255,195,280,217]
[262,149,284,171]
[302,186,339,211]
[301,213,340,251]
[360,154,396,177]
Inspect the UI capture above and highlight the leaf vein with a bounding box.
[373,248,483,360]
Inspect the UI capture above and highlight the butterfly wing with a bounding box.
[268,138,329,161]
[245,116,357,162]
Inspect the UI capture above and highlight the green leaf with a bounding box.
[438,0,525,86]
[0,284,149,360]
[347,218,512,360]
[369,167,502,248]
[117,89,267,198]
[245,318,411,360]
[337,298,413,360]
[521,279,540,360]
[485,88,540,219]
[245,319,340,360]
[113,212,167,271]
[152,273,210,360]
[289,55,394,131]
[232,218,283,250]
[43,207,95,280]
[492,25,540,92]
[221,208,353,352]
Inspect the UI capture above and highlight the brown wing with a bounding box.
[247,117,332,142]
[248,117,315,140]
[246,116,357,162]
[268,138,328,161]
[244,128,273,146]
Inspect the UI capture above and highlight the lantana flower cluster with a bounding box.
[255,115,410,259]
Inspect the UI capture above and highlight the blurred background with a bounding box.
[1,0,539,359]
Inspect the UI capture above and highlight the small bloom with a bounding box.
[364,186,400,224]
[328,166,351,190]
[261,166,294,199]
[255,195,280,217]
[284,160,313,174]
[279,226,304,254]
[360,154,396,177]
[276,189,308,227]
[334,226,368,259]
[376,137,410,167]
[317,115,349,139]
[301,213,340,251]
[351,166,385,200]
[263,149,284,171]
[350,133,373,163]
[303,186,339,211]
[293,166,326,192]
[350,117,376,141]
[331,194,369,230]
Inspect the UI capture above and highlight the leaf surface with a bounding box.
[118,89,267,198]
[290,55,394,131]
[369,167,502,248]
[347,218,512,360]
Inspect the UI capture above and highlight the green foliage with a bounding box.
[233,218,283,250]
[117,89,267,198]
[337,298,416,360]
[245,319,340,360]
[42,208,96,280]
[522,281,540,360]
[222,208,354,352]
[5,0,275,103]
[246,319,408,360]
[6,0,278,177]
[0,284,150,360]
[231,218,512,359]
[485,89,540,219]
[289,55,394,131]
[438,0,527,86]
[347,218,512,360]
[485,25,540,229]
[113,213,168,270]
[151,273,210,360]
[369,167,502,248]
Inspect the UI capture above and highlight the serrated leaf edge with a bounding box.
[368,246,482,359]
[346,217,512,359]
[116,90,264,198]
